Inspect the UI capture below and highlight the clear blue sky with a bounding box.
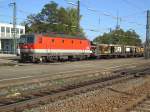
[0,0,149,41]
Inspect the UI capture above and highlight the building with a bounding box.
[0,23,25,54]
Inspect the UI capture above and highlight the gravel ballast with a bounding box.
[26,76,150,112]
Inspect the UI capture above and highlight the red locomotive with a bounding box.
[19,34,92,62]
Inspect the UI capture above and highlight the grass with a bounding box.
[0,63,16,67]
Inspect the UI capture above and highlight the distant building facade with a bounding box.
[0,23,25,54]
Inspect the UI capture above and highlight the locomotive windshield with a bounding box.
[20,35,35,44]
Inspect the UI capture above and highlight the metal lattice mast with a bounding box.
[77,0,80,34]
[116,11,119,30]
[9,2,16,54]
[145,10,150,59]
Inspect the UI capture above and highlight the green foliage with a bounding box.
[24,1,84,36]
[93,29,142,46]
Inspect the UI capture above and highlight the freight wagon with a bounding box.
[91,43,144,59]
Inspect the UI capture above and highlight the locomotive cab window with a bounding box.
[39,37,42,43]
[71,40,74,44]
[62,40,64,43]
[20,35,34,44]
[52,39,55,43]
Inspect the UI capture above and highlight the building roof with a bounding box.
[0,22,25,29]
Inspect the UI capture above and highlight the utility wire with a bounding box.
[80,1,145,27]
[18,9,33,15]
[122,10,147,19]
[80,1,118,19]
[6,0,143,28]
[0,1,145,36]
[0,13,143,38]
[121,0,143,11]
[0,4,145,28]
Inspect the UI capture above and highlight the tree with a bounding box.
[24,1,84,36]
[93,29,142,46]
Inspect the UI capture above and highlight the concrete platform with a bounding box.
[0,54,16,58]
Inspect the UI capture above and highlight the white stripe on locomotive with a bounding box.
[20,49,92,54]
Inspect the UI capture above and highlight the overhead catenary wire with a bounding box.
[79,1,118,20]
[18,9,33,15]
[79,1,146,27]
[0,0,146,39]
[0,1,146,28]
[122,10,147,19]
[1,14,137,37]
[64,0,146,28]
[1,12,143,28]
[121,0,143,11]
[0,14,142,39]
[0,10,144,38]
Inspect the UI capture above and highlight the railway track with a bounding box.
[0,67,117,98]
[129,95,150,112]
[0,62,149,112]
[0,62,148,99]
[0,66,112,88]
[0,62,143,97]
[118,94,150,112]
[0,69,148,112]
[0,62,147,89]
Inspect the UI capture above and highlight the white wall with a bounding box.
[0,23,25,53]
[0,23,25,39]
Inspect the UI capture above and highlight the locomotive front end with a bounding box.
[19,34,35,62]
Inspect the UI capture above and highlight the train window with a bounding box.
[39,37,42,43]
[52,39,55,43]
[62,40,64,43]
[20,35,35,43]
[72,40,74,44]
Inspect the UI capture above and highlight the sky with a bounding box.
[0,0,149,41]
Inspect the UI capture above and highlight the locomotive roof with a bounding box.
[23,33,88,40]
[40,34,87,40]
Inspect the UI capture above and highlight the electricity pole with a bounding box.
[145,10,150,59]
[9,2,16,54]
[116,11,120,30]
[77,0,80,34]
